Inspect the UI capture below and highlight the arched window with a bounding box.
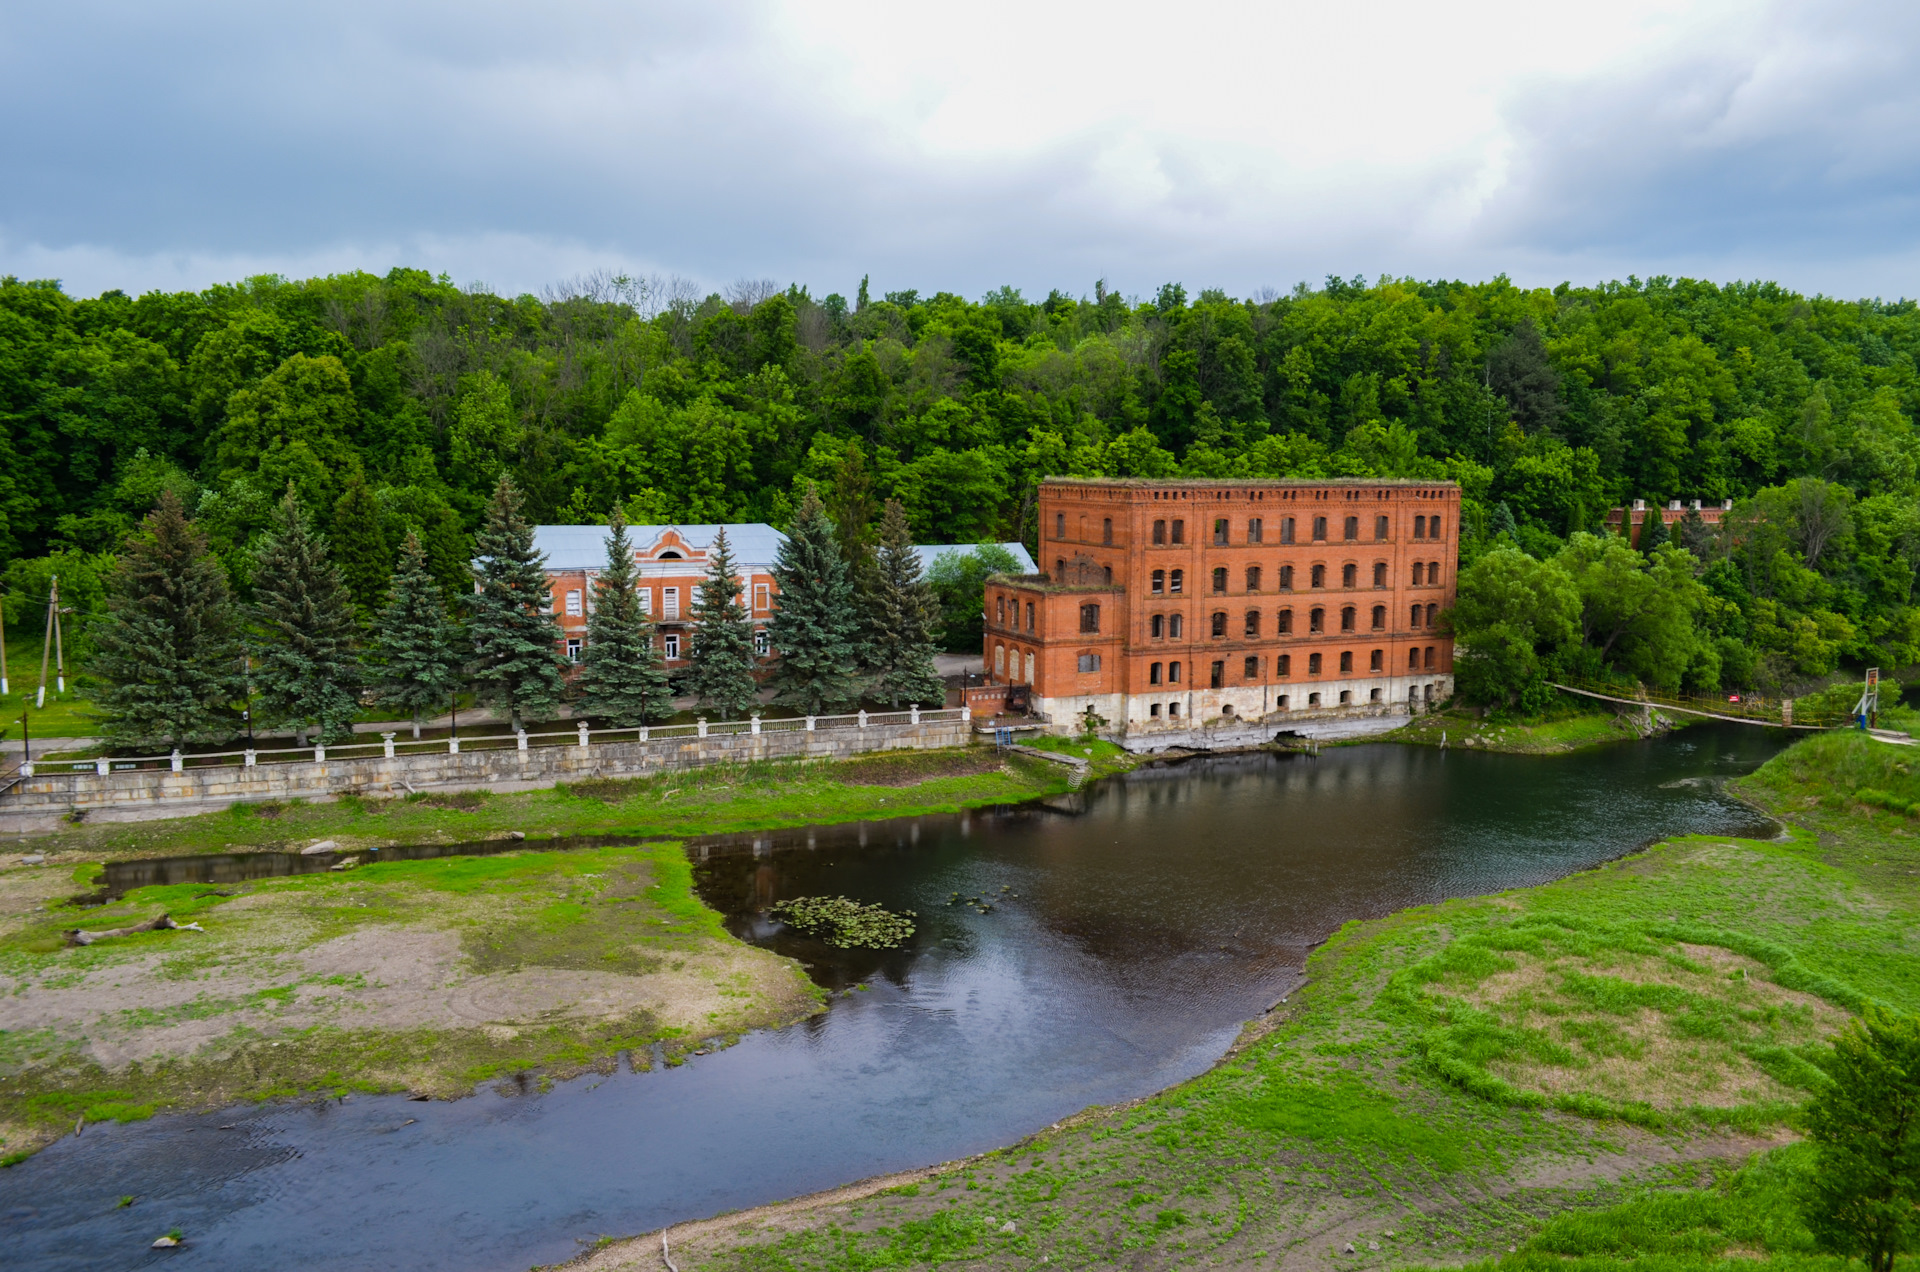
[1170,569,1184,594]
[1150,661,1163,685]
[1426,603,1438,626]
[996,596,1006,626]
[1430,560,1441,581]
[1371,605,1386,630]
[1373,562,1387,587]
[1153,519,1166,544]
[1169,660,1182,683]
[1248,517,1264,544]
[1312,515,1328,541]
[995,644,1006,675]
[1170,519,1186,544]
[1411,604,1423,627]
[1277,607,1293,634]
[1024,650,1035,682]
[1213,518,1230,546]
[1169,613,1184,638]
[1425,645,1437,669]
[1102,517,1113,545]
[1281,517,1296,543]
[1212,566,1228,593]
[1244,655,1259,680]
[1375,515,1389,540]
[1370,649,1383,671]
[1309,607,1325,633]
[1340,650,1353,673]
[1277,654,1291,677]
[1055,558,1065,577]
[1279,564,1294,590]
[1430,515,1444,540]
[1341,606,1356,632]
[1152,569,1165,594]
[1409,648,1421,669]
[1210,660,1225,688]
[1344,516,1359,541]
[1055,512,1066,539]
[1414,515,1426,539]
[1244,609,1260,637]
[1412,562,1424,585]
[1311,564,1326,588]
[1308,652,1322,674]
[1103,564,1113,584]
[1211,611,1227,637]
[1151,614,1165,638]
[1342,563,1357,588]
[1246,565,1262,592]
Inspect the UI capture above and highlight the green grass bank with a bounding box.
[0,745,1118,1165]
[573,730,1916,1272]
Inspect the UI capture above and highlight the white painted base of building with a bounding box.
[1032,674,1454,754]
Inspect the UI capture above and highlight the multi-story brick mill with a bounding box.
[983,478,1458,737]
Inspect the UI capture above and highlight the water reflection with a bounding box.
[0,726,1786,1272]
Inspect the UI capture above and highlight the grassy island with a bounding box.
[572,729,1920,1272]
[0,745,1117,1164]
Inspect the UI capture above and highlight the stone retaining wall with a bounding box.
[0,716,971,834]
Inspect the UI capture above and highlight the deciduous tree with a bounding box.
[1803,1006,1920,1272]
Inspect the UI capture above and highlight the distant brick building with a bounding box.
[984,479,1459,734]
[532,523,785,671]
[1605,498,1733,547]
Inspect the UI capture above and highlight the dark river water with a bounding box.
[2,726,1786,1270]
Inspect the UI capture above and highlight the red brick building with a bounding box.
[533,524,784,671]
[984,479,1459,735]
[1604,498,1733,546]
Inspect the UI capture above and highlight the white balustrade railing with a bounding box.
[13,708,971,784]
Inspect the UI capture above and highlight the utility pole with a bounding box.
[36,576,56,709]
[53,598,71,695]
[0,588,9,696]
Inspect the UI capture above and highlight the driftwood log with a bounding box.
[63,914,204,946]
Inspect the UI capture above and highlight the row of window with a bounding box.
[560,630,772,662]
[554,583,773,619]
[1146,645,1442,686]
[1143,686,1424,717]
[1150,560,1445,595]
[1053,512,1448,545]
[1149,603,1442,639]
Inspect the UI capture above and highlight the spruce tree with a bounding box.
[468,475,566,732]
[332,472,392,619]
[249,487,363,745]
[684,527,760,720]
[93,489,244,750]
[576,509,673,725]
[1638,503,1670,555]
[864,499,946,708]
[768,489,861,714]
[371,531,461,738]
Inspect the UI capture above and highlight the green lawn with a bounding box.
[0,646,99,742]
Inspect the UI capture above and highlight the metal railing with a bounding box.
[12,707,969,781]
[1551,679,1851,730]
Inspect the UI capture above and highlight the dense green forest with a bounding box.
[2,268,1916,696]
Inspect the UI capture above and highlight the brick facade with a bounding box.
[1604,498,1732,547]
[533,524,782,672]
[984,479,1459,735]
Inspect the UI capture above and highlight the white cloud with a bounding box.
[2,0,1917,300]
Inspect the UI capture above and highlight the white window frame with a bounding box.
[638,588,652,615]
[663,633,680,659]
[565,637,582,662]
[565,590,582,616]
[663,587,680,619]
[754,583,770,612]
[754,628,770,657]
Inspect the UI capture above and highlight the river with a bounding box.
[1,725,1787,1270]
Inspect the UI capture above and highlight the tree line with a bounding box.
[2,267,1916,696]
[88,474,943,751]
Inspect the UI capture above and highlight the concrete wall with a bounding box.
[0,716,971,834]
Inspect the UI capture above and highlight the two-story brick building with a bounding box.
[532,523,785,671]
[984,479,1458,735]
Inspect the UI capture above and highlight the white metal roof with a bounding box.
[913,542,1038,574]
[530,523,788,570]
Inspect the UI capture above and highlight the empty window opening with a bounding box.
[1244,609,1261,637]
[1344,516,1359,541]
[1411,604,1424,627]
[1371,605,1386,630]
[1153,519,1167,545]
[1212,566,1228,593]
[1214,518,1230,545]
[1152,569,1165,594]
[1277,654,1292,677]
[1150,661,1163,685]
[1312,515,1328,541]
[1430,515,1444,539]
[1244,654,1259,680]
[1340,650,1354,673]
[1425,645,1436,669]
[1210,660,1225,689]
[1169,661,1182,683]
[1151,614,1165,638]
[1080,603,1101,633]
[1279,564,1294,590]
[1412,562,1425,585]
[1168,701,1181,717]
[1342,563,1357,588]
[1248,517,1263,544]
[1414,515,1426,539]
[1308,652,1323,675]
[1373,562,1387,588]
[1409,648,1421,669]
[1375,515,1389,540]
[1277,608,1293,634]
[1308,691,1322,706]
[1246,565,1262,592]
[1369,648,1383,671]
[1281,517,1296,543]
[1102,518,1113,545]
[1211,611,1227,638]
[1150,702,1161,717]
[1309,607,1325,633]
[1056,512,1066,539]
[1341,606,1356,632]
[1170,569,1184,593]
[1171,519,1186,544]
[1311,564,1326,588]
[1277,693,1290,709]
[1339,689,1353,704]
[1170,614,1184,638]
[1025,602,1035,631]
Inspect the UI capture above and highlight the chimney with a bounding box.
[1668,500,1681,511]
[1633,499,1646,511]
[1722,499,1732,510]
[1690,499,1701,511]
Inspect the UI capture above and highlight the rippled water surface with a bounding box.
[2,727,1786,1271]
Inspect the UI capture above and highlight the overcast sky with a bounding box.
[4,0,1919,302]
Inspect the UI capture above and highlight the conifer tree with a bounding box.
[249,487,363,746]
[1638,503,1670,555]
[468,475,566,732]
[332,472,392,619]
[684,527,759,720]
[93,490,244,749]
[371,531,461,738]
[768,489,861,714]
[864,499,946,708]
[576,510,673,725]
